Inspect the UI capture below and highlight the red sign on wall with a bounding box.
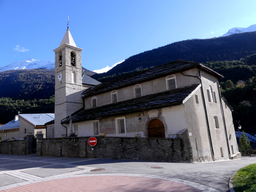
[88,137,97,146]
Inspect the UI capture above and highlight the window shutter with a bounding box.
[135,87,141,97]
[92,98,96,108]
[112,93,117,103]
[118,119,125,133]
[168,79,176,90]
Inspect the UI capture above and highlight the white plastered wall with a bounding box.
[84,68,200,109]
[200,71,230,160]
[221,99,240,156]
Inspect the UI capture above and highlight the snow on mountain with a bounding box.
[222,24,256,37]
[0,58,54,72]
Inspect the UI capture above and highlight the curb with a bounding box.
[229,171,237,192]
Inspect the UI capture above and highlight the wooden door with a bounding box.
[148,119,165,138]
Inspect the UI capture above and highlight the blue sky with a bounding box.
[1,0,256,72]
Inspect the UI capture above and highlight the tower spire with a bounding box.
[67,16,69,29]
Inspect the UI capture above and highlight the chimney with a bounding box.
[15,115,19,121]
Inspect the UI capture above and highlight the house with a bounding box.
[0,115,20,141]
[0,113,54,140]
[51,27,239,162]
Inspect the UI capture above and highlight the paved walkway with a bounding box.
[0,154,255,192]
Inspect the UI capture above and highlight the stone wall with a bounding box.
[37,130,193,162]
[0,135,34,155]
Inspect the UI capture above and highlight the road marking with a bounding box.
[5,171,42,181]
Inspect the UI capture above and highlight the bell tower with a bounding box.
[53,25,83,137]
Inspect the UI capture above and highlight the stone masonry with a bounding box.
[37,130,192,162]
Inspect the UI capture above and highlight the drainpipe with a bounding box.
[217,82,231,158]
[61,122,68,137]
[180,68,215,161]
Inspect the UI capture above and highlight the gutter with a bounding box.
[60,121,68,136]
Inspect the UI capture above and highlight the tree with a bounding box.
[239,131,252,156]
[225,80,235,89]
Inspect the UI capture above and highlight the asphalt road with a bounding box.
[0,154,255,191]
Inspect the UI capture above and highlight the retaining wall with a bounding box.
[0,135,34,155]
[37,130,193,162]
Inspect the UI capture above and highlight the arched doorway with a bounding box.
[148,119,165,138]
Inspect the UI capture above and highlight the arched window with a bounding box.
[111,91,118,103]
[207,86,213,102]
[214,116,219,128]
[72,71,76,83]
[71,51,76,66]
[207,85,217,103]
[166,75,176,90]
[134,84,142,98]
[59,52,62,67]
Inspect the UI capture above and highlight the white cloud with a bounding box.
[14,45,29,52]
[93,60,125,74]
[211,31,214,34]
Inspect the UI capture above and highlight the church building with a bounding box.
[51,27,239,162]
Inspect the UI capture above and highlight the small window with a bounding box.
[71,51,76,66]
[231,145,234,154]
[72,72,76,83]
[116,117,126,134]
[166,76,176,90]
[24,128,27,134]
[92,97,97,108]
[195,95,199,104]
[220,147,224,157]
[213,92,217,103]
[207,86,216,103]
[214,116,219,128]
[74,124,78,135]
[134,84,142,98]
[111,91,118,103]
[93,121,99,135]
[207,89,211,102]
[59,52,62,67]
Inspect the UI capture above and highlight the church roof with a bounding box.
[62,84,199,124]
[60,28,77,47]
[82,60,223,98]
[82,74,101,86]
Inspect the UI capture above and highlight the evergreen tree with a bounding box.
[239,131,252,156]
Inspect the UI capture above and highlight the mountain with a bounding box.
[0,69,55,99]
[0,58,96,76]
[92,31,256,81]
[0,58,54,72]
[222,24,256,37]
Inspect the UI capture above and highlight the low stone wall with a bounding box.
[0,135,34,155]
[37,130,193,162]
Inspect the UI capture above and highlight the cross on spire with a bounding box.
[67,16,69,29]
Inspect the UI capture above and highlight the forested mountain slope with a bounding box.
[93,32,256,82]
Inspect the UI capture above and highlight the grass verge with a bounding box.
[232,163,256,192]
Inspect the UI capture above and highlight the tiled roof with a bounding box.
[62,84,199,124]
[82,60,223,98]
[19,113,55,127]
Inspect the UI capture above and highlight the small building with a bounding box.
[0,113,54,140]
